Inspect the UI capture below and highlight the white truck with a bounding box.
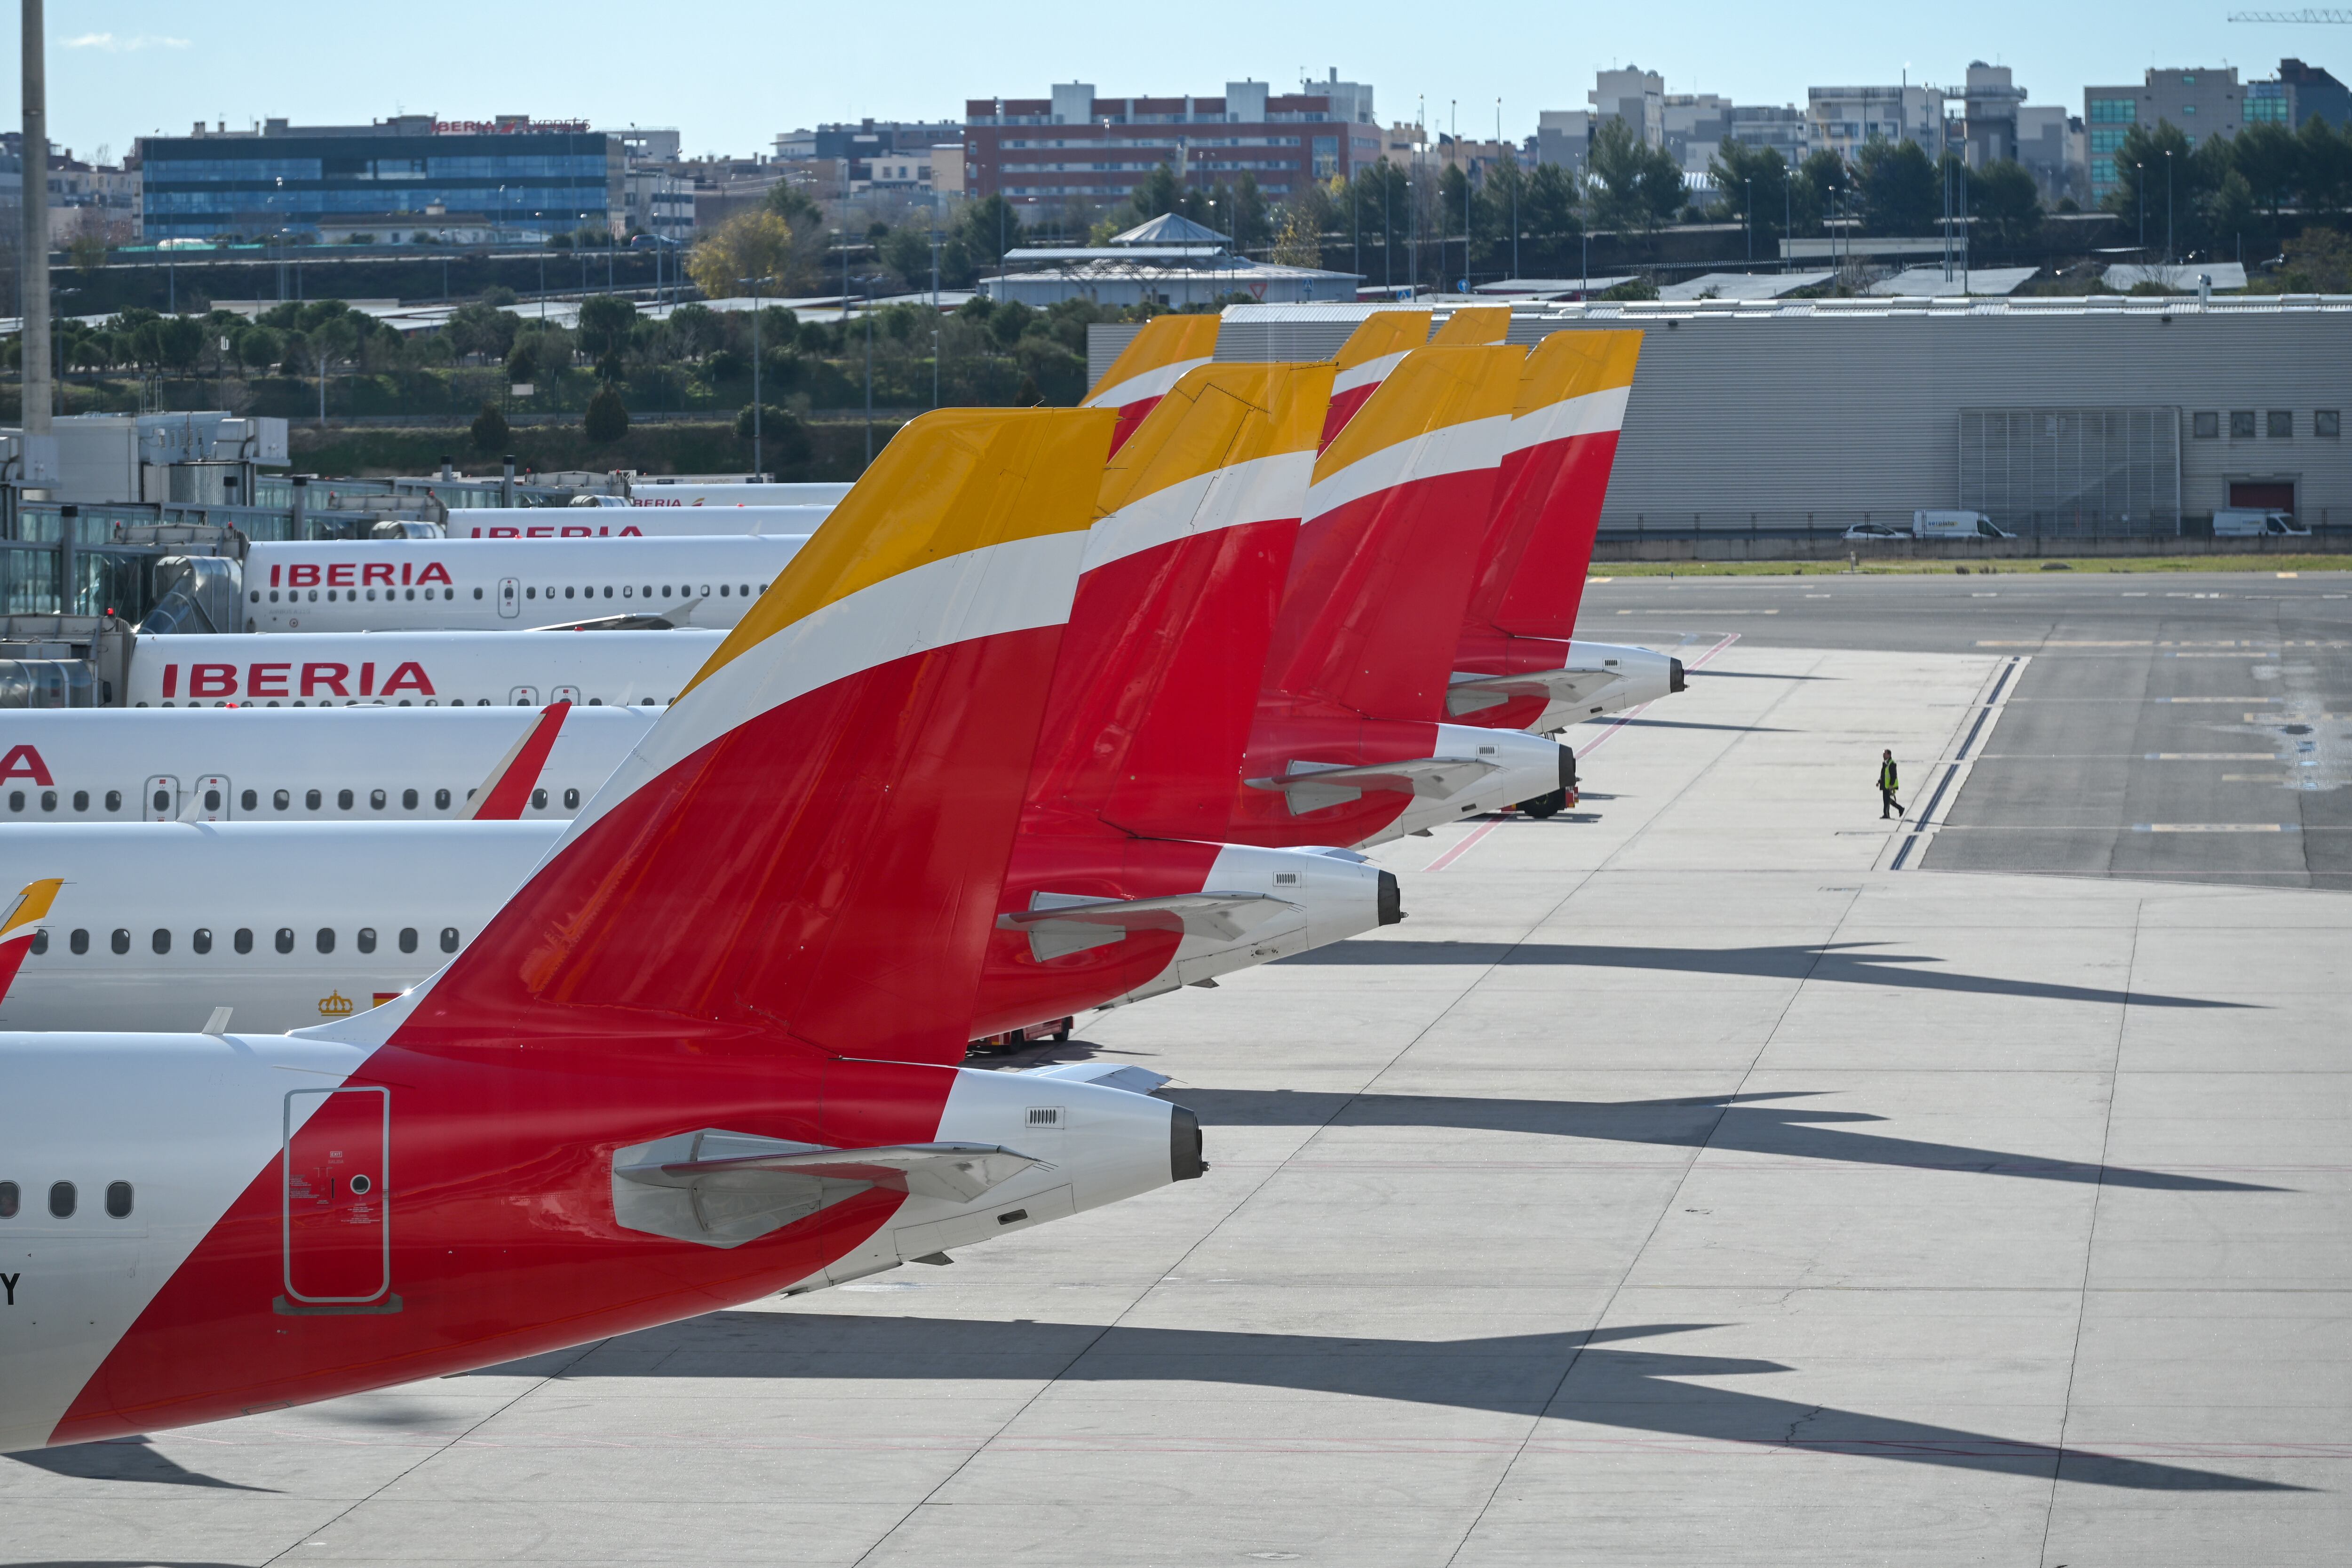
[2212,509,2309,538]
[1912,510,2015,540]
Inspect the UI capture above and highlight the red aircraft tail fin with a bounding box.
[454,701,571,820]
[1027,361,1334,843]
[1265,345,1526,721]
[1085,315,1223,456]
[359,408,1116,1067]
[1466,329,1643,641]
[1320,309,1430,449]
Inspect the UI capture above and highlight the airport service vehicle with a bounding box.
[1913,509,2014,540]
[1842,522,1904,541]
[618,481,855,506]
[122,629,726,708]
[449,504,831,539]
[1082,312,1220,454]
[0,405,1203,1456]
[0,705,653,823]
[240,536,806,633]
[2213,508,2309,537]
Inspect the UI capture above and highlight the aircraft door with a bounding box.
[509,686,540,706]
[281,1086,392,1307]
[142,775,179,821]
[497,577,521,619]
[551,685,581,704]
[190,774,230,820]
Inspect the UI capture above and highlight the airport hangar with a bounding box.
[1094,295,2352,536]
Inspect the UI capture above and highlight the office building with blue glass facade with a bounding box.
[136,115,625,242]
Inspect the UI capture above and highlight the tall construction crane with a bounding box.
[2229,8,2352,20]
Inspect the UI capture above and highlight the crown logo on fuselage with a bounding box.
[317,991,354,1017]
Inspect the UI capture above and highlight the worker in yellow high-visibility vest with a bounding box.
[1879,750,1906,820]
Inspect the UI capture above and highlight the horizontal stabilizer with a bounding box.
[1246,756,1500,814]
[999,890,1295,960]
[457,701,571,821]
[1444,666,1622,716]
[612,1128,1041,1247]
[1014,1061,1175,1096]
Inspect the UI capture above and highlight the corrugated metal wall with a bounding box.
[1093,306,2352,527]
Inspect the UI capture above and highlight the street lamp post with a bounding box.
[2164,149,2175,267]
[1744,177,1752,263]
[740,272,774,478]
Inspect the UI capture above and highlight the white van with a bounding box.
[1913,510,2016,540]
[2213,509,2310,538]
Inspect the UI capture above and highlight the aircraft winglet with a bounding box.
[456,701,572,821]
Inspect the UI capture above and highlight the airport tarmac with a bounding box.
[6,578,2348,1566]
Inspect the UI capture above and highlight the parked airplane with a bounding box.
[447,504,830,539]
[122,629,726,708]
[6,398,1399,1038]
[1082,312,1221,455]
[0,705,653,822]
[613,480,853,506]
[238,536,806,633]
[0,405,1204,1456]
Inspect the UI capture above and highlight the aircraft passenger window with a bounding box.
[526,587,535,598]
[110,929,129,955]
[588,697,602,705]
[699,585,710,597]
[40,789,55,812]
[241,789,257,811]
[48,1181,73,1218]
[358,927,377,954]
[104,790,120,812]
[399,927,418,954]
[203,788,220,812]
[434,788,451,809]
[622,586,633,598]
[8,792,22,812]
[316,928,335,955]
[564,788,580,809]
[72,790,87,811]
[440,926,460,954]
[308,589,317,602]
[250,590,260,602]
[29,930,46,955]
[719,584,729,597]
[193,928,212,955]
[151,930,170,955]
[305,788,322,811]
[370,788,386,810]
[105,1181,133,1218]
[234,928,253,954]
[474,587,484,599]
[403,788,418,810]
[151,788,169,813]
[274,928,294,955]
[603,585,614,598]
[0,1182,15,1218]
[275,789,290,811]
[742,585,752,597]
[69,929,87,955]
[564,586,575,599]
[269,590,280,602]
[531,788,548,810]
[337,789,354,810]
[661,585,672,597]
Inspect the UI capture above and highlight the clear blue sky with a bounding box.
[9,0,2332,162]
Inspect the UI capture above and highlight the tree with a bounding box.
[575,294,638,360]
[735,404,812,466]
[470,400,509,454]
[2296,116,2352,216]
[445,300,520,363]
[583,382,629,445]
[1586,119,1684,234]
[1855,138,1938,236]
[2232,121,2302,220]
[1230,172,1270,252]
[2101,122,2200,245]
[1968,159,2043,251]
[2273,223,2352,290]
[232,325,279,377]
[505,341,537,385]
[155,316,207,375]
[1271,202,1322,268]
[687,211,801,300]
[1793,150,1848,235]
[1707,140,1791,246]
[766,181,821,229]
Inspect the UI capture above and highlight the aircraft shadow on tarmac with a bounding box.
[1168,1087,2280,1193]
[4,1435,276,1493]
[1279,938,2251,1012]
[506,1314,2301,1494]
[1582,718,1794,732]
